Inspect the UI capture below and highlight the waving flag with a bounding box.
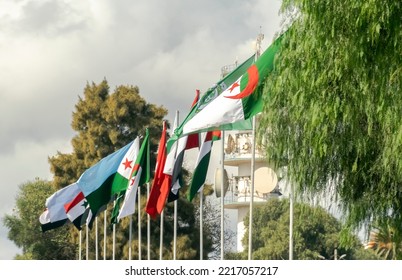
[175,34,283,138]
[188,130,221,201]
[39,183,80,232]
[76,139,136,215]
[146,121,168,219]
[64,191,90,231]
[116,129,150,221]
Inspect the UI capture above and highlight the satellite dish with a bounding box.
[214,168,229,197]
[225,134,236,154]
[254,167,278,194]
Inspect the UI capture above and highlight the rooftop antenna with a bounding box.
[255,26,264,57]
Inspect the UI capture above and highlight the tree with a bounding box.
[45,79,209,259]
[3,179,76,259]
[228,198,368,260]
[259,0,402,238]
[365,218,402,259]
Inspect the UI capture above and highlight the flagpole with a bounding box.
[248,29,264,260]
[138,189,142,260]
[113,202,116,260]
[248,116,256,260]
[200,186,203,260]
[147,182,151,260]
[160,210,164,260]
[289,183,294,260]
[173,110,179,260]
[79,230,82,260]
[220,130,225,260]
[129,215,132,260]
[95,217,98,260]
[86,224,89,260]
[173,199,178,260]
[104,210,107,260]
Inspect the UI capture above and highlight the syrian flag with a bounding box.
[176,33,283,137]
[116,129,150,221]
[188,130,221,201]
[64,191,91,231]
[146,121,169,219]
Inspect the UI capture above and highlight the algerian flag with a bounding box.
[116,129,150,221]
[169,54,256,144]
[188,130,221,201]
[76,139,136,215]
[176,34,283,137]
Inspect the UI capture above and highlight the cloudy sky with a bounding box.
[0,0,283,259]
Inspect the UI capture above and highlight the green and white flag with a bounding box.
[169,54,256,145]
[116,129,150,221]
[175,34,283,138]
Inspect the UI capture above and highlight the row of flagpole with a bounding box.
[45,28,294,261]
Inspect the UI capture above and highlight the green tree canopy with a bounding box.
[232,198,374,260]
[3,179,76,259]
[259,0,402,235]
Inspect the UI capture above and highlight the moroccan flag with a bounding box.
[76,139,137,215]
[64,191,91,231]
[146,121,168,219]
[116,129,150,221]
[188,130,221,201]
[175,33,283,138]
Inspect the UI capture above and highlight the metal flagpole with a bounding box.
[200,186,203,260]
[147,182,151,260]
[86,224,89,260]
[289,183,294,260]
[159,210,164,260]
[95,217,98,260]
[248,29,264,261]
[248,116,257,260]
[138,189,142,260]
[174,200,177,260]
[129,215,132,260]
[220,130,225,260]
[79,230,82,260]
[112,202,116,260]
[103,210,107,260]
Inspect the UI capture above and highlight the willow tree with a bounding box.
[259,1,402,238]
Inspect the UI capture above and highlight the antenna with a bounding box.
[255,26,264,57]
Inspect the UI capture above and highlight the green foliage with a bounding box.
[259,0,402,234]
[3,179,76,259]
[241,198,365,260]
